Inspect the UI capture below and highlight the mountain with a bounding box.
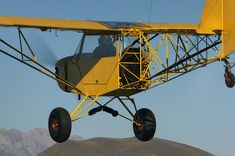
[0,128,82,156]
[39,137,213,156]
[0,128,54,156]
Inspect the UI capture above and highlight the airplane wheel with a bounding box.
[224,71,235,88]
[48,107,71,143]
[133,108,156,142]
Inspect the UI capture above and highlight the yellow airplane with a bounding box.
[0,0,234,142]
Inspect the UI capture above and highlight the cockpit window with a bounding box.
[82,35,99,54]
[75,34,117,58]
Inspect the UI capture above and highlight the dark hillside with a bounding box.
[39,137,213,156]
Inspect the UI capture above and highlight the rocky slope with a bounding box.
[0,128,54,156]
[0,128,82,156]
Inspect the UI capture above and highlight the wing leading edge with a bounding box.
[0,16,216,35]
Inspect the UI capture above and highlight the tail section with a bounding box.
[222,0,235,58]
[199,0,222,32]
[199,0,235,58]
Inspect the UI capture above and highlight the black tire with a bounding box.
[133,108,156,142]
[224,72,235,88]
[48,107,71,143]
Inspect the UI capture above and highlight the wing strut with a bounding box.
[0,29,83,95]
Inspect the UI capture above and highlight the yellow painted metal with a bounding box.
[199,0,235,58]
[71,96,99,121]
[222,0,235,58]
[199,0,222,33]
[120,64,140,80]
[0,16,212,35]
[165,34,169,70]
[54,29,221,97]
[70,96,88,119]
[2,0,233,36]
[139,32,143,79]
[75,57,119,95]
[148,56,219,89]
[146,23,201,34]
[0,16,109,32]
[72,113,89,122]
[56,56,119,96]
[75,96,99,117]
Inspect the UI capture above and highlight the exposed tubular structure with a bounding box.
[70,96,142,126]
[118,31,222,90]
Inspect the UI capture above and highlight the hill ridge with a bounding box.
[39,137,213,156]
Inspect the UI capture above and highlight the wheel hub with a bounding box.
[48,107,72,143]
[51,118,59,132]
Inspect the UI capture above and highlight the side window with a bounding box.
[82,35,100,54]
[81,35,117,58]
[92,35,116,58]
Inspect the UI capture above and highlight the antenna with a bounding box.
[148,0,154,26]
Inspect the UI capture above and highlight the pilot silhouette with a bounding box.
[93,35,116,57]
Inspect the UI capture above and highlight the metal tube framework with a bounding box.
[118,31,222,90]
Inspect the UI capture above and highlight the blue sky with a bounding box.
[0,0,235,156]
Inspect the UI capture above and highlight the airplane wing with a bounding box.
[0,16,215,35]
[0,16,110,32]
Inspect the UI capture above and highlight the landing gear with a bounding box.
[48,97,157,143]
[224,71,235,88]
[48,107,71,143]
[133,108,156,142]
[223,59,235,88]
